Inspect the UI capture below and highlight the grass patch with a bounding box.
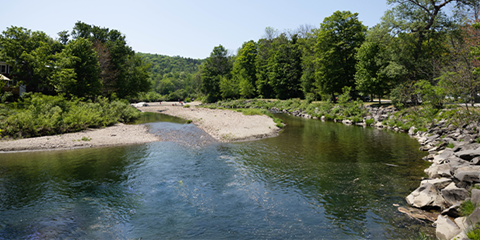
[447,143,455,148]
[186,119,193,124]
[460,199,475,216]
[81,136,92,141]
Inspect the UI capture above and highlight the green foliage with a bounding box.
[186,119,192,124]
[183,104,190,108]
[0,93,140,139]
[414,80,445,110]
[201,45,232,103]
[315,11,367,100]
[52,38,101,97]
[365,118,375,126]
[467,226,480,240]
[461,199,475,216]
[447,143,455,148]
[268,34,303,99]
[81,136,92,141]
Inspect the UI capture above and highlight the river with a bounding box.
[0,113,433,239]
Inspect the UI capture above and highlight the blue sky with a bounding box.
[2,0,389,59]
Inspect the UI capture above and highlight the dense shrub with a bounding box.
[0,93,141,139]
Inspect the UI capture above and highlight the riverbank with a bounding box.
[203,98,480,239]
[138,101,281,142]
[0,123,160,153]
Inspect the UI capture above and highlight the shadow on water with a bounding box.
[0,112,434,239]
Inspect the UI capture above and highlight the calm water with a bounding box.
[0,113,433,239]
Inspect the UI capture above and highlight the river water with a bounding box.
[0,113,434,239]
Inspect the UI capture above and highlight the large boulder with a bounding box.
[441,184,469,206]
[425,163,452,178]
[436,215,461,240]
[406,183,448,209]
[454,148,480,161]
[454,166,480,183]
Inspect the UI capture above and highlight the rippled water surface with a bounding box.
[0,113,433,239]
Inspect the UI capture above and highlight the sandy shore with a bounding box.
[140,101,281,142]
[0,123,160,153]
[0,101,280,152]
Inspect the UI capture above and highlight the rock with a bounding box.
[433,149,454,164]
[455,217,469,231]
[425,163,452,178]
[397,206,438,222]
[467,207,480,227]
[435,215,461,240]
[441,203,461,218]
[406,183,448,209]
[441,185,469,206]
[320,116,326,121]
[408,126,417,135]
[451,231,469,240]
[471,189,480,206]
[421,178,452,189]
[454,148,480,161]
[454,166,480,183]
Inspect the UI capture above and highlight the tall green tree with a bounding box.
[201,45,232,102]
[355,40,400,104]
[71,21,150,98]
[52,38,101,97]
[315,11,367,101]
[268,34,303,99]
[231,40,257,98]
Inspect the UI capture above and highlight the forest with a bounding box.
[0,22,150,100]
[1,0,480,108]
[135,0,480,108]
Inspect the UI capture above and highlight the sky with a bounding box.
[2,0,390,59]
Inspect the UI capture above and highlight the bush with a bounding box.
[365,118,375,126]
[0,93,141,139]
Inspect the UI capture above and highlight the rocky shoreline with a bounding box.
[266,104,479,239]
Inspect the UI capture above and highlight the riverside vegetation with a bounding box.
[0,93,140,139]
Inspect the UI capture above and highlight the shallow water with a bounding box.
[0,113,433,239]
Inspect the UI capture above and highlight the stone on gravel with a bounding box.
[436,215,461,240]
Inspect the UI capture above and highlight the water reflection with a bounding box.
[0,113,433,239]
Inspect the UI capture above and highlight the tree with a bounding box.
[355,40,399,104]
[0,26,57,92]
[268,33,303,99]
[231,40,257,98]
[70,21,150,98]
[201,45,232,102]
[298,26,319,99]
[52,38,101,97]
[315,11,367,101]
